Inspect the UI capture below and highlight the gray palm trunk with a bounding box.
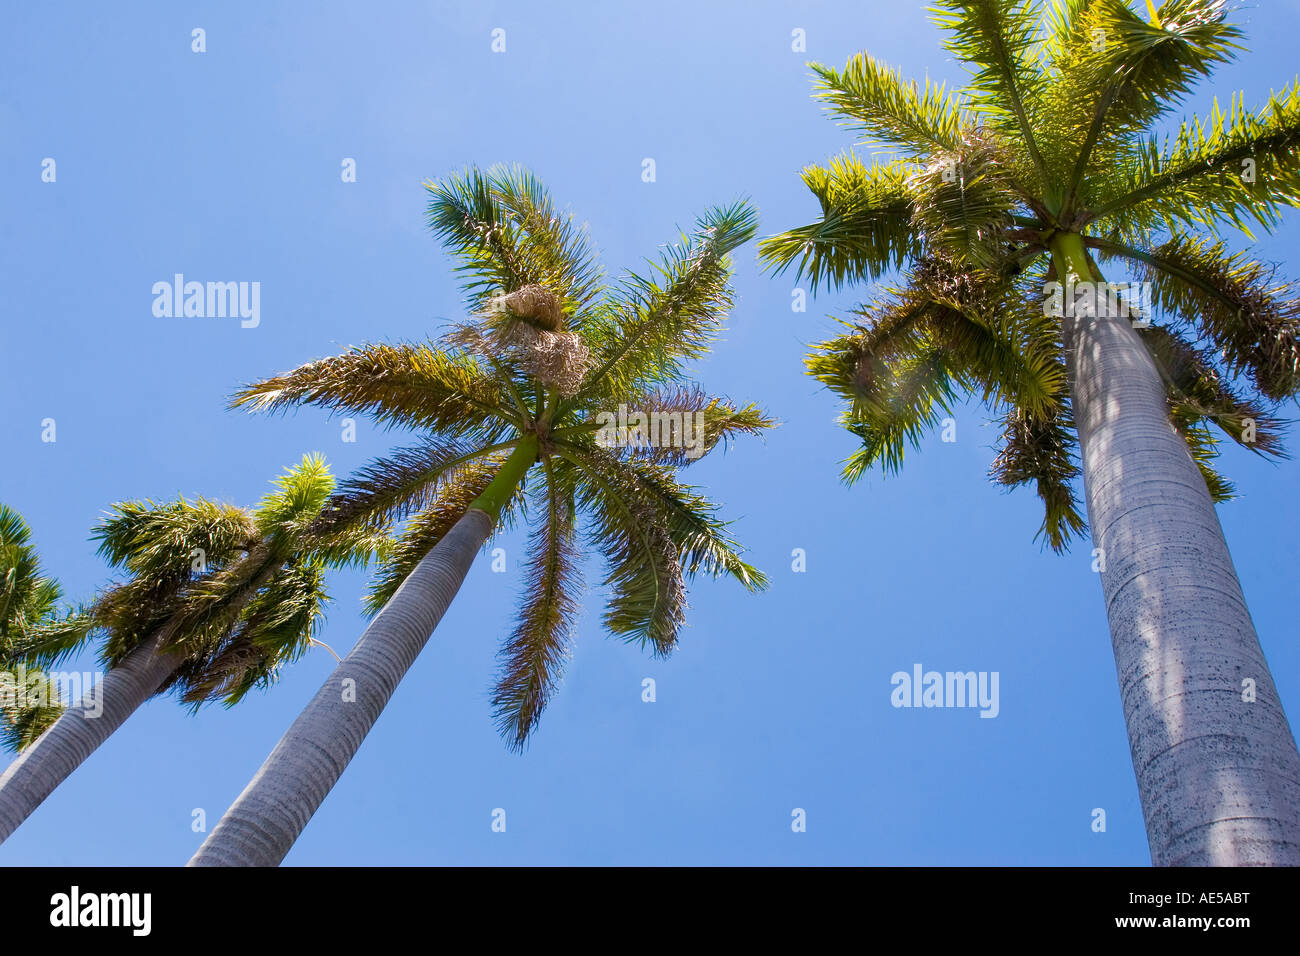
[1068,308,1300,865]
[0,632,181,844]
[188,508,493,866]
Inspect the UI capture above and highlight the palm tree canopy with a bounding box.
[231,165,772,750]
[16,456,380,713]
[0,504,61,648]
[0,505,74,752]
[760,0,1300,550]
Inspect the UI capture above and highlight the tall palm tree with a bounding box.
[189,166,770,866]
[761,0,1300,865]
[0,504,75,752]
[0,455,375,844]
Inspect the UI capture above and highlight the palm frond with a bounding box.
[930,0,1048,180]
[229,342,518,439]
[491,460,582,751]
[0,504,64,650]
[1139,324,1287,460]
[254,453,336,542]
[576,201,757,401]
[906,132,1021,266]
[6,611,95,670]
[838,346,964,482]
[1047,0,1243,207]
[990,404,1088,551]
[176,556,330,707]
[809,54,969,157]
[554,447,685,656]
[322,436,515,534]
[598,384,774,467]
[1092,234,1300,399]
[363,456,518,614]
[424,165,605,317]
[0,670,65,753]
[1088,81,1300,235]
[92,498,256,588]
[758,156,922,291]
[619,461,768,591]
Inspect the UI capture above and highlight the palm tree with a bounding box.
[0,455,375,844]
[761,0,1300,865]
[189,166,770,866]
[0,504,75,752]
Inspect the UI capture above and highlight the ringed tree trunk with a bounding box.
[188,437,537,867]
[1053,232,1300,865]
[0,632,182,844]
[0,548,279,845]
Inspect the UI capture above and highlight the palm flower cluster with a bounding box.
[232,166,772,749]
[761,0,1300,549]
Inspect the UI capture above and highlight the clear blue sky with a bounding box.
[2,1,1298,865]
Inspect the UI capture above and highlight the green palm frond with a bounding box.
[176,555,330,707]
[1089,81,1300,235]
[0,505,66,655]
[230,342,518,440]
[990,404,1088,551]
[0,506,77,752]
[8,611,95,671]
[807,286,967,480]
[619,461,768,590]
[1092,234,1300,399]
[1176,417,1236,500]
[1049,0,1242,208]
[554,447,685,656]
[930,0,1048,180]
[838,346,963,482]
[93,498,257,583]
[424,165,605,317]
[0,669,65,753]
[600,385,774,467]
[1140,324,1287,459]
[758,156,921,291]
[0,505,43,623]
[144,544,280,667]
[906,133,1022,266]
[927,271,1067,416]
[254,453,336,542]
[815,259,1064,420]
[576,201,757,401]
[362,455,519,614]
[491,460,581,751]
[810,54,969,157]
[323,436,517,534]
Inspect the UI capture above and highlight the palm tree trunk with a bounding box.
[0,632,181,843]
[188,507,495,866]
[1055,233,1300,865]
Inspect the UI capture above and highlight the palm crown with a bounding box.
[0,505,70,751]
[232,166,771,749]
[24,456,376,710]
[761,0,1300,549]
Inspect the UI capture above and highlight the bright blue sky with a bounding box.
[2,1,1298,866]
